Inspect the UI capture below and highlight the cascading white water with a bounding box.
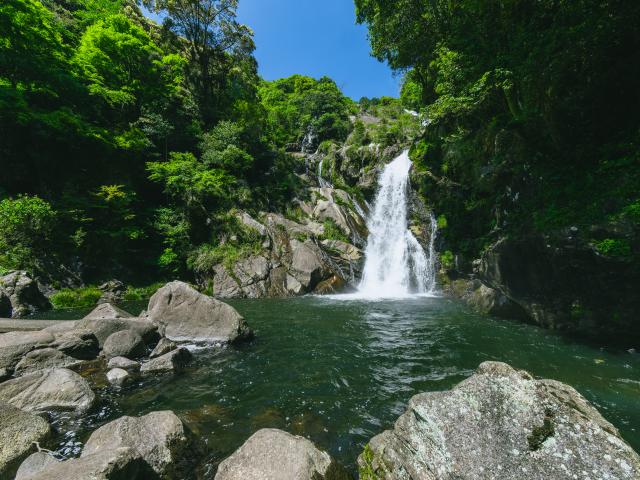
[357,150,437,298]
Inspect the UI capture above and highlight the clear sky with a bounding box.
[237,0,400,100]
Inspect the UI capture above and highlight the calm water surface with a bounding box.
[48,295,640,476]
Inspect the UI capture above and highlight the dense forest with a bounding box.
[0,0,367,289]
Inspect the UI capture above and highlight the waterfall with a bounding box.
[356,150,437,298]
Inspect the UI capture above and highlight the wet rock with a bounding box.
[25,447,152,480]
[149,338,177,359]
[107,356,139,372]
[0,271,51,318]
[102,330,146,360]
[15,452,59,480]
[82,411,193,478]
[83,303,132,320]
[14,348,82,376]
[0,330,55,374]
[215,428,351,480]
[0,367,95,414]
[0,400,50,476]
[107,368,132,387]
[211,256,271,299]
[140,347,191,375]
[147,281,252,344]
[358,361,640,480]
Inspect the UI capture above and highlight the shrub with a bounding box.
[321,219,349,243]
[595,238,631,257]
[440,250,455,270]
[50,287,102,309]
[123,283,164,302]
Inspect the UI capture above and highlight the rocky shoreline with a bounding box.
[1,277,638,480]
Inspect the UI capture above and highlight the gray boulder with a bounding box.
[102,330,146,360]
[106,368,132,387]
[69,318,158,348]
[82,411,192,478]
[50,328,99,359]
[0,400,50,476]
[147,281,252,344]
[0,330,55,374]
[140,347,191,375]
[289,239,330,291]
[149,338,177,359]
[14,348,82,376]
[0,271,51,318]
[83,303,132,320]
[215,428,351,480]
[15,452,59,480]
[358,361,640,480]
[25,447,152,480]
[0,367,95,414]
[107,356,139,372]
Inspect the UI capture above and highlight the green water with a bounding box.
[49,296,639,476]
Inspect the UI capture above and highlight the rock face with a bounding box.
[82,411,192,478]
[0,400,50,476]
[102,330,146,359]
[0,367,95,414]
[476,235,640,344]
[0,271,51,318]
[215,428,351,480]
[83,303,132,320]
[147,281,252,344]
[358,361,640,480]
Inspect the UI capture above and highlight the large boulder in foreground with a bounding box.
[147,281,252,344]
[102,330,146,360]
[0,271,51,318]
[82,410,193,478]
[15,452,59,480]
[0,367,95,414]
[358,361,640,480]
[215,428,351,480]
[0,400,50,476]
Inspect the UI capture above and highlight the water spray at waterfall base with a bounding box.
[330,150,438,300]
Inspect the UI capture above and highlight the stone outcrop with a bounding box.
[0,271,51,318]
[358,361,640,480]
[0,367,95,414]
[81,411,193,478]
[0,400,50,476]
[473,235,640,343]
[0,330,55,375]
[147,281,252,344]
[215,428,351,480]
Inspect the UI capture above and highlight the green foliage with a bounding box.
[321,219,349,243]
[0,196,56,272]
[50,286,102,309]
[436,215,448,229]
[123,282,164,302]
[595,239,631,258]
[440,250,454,270]
[358,444,382,480]
[258,75,353,148]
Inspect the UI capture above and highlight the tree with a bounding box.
[143,0,255,125]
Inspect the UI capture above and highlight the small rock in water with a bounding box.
[149,337,177,358]
[140,347,192,375]
[106,368,131,387]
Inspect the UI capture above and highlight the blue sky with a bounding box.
[145,1,400,100]
[236,0,400,99]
